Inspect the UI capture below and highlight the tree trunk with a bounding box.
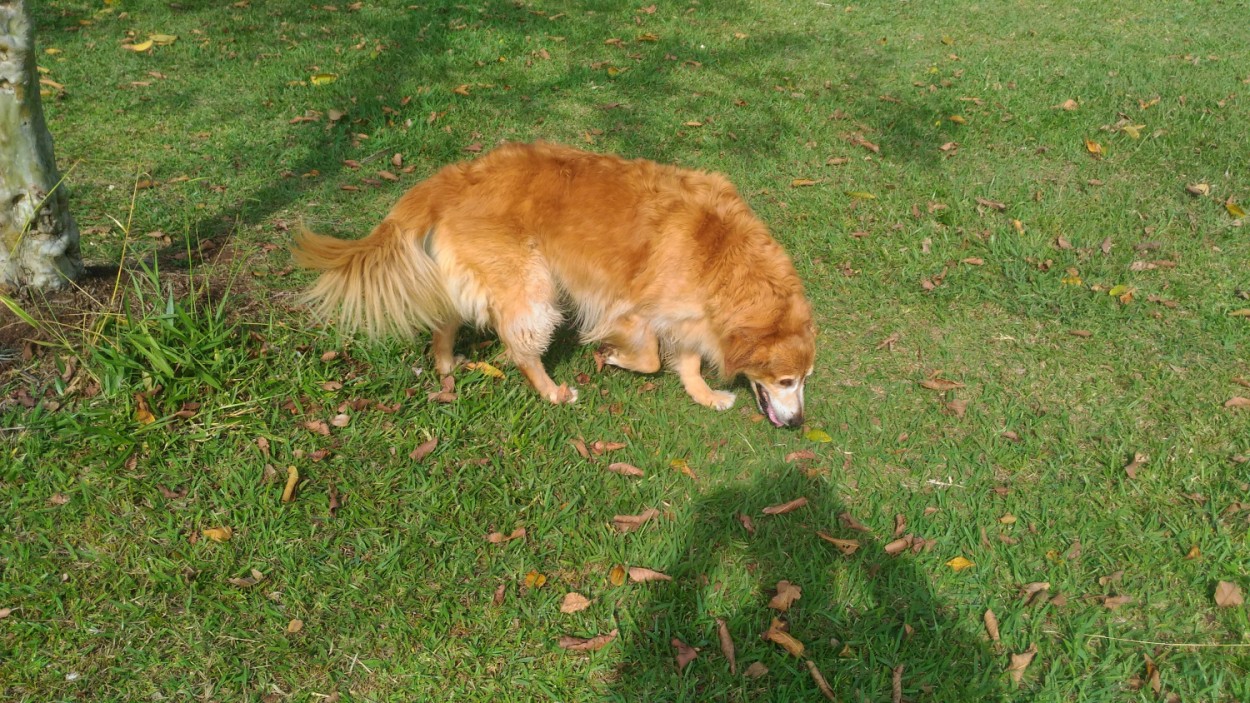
[0,0,82,292]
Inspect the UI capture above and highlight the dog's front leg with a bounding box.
[675,351,735,410]
[513,354,578,404]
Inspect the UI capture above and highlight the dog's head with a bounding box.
[724,300,816,429]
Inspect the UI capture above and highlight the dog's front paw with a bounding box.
[705,390,736,411]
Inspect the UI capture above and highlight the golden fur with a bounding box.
[293,142,815,426]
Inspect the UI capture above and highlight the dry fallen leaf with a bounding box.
[609,564,627,587]
[410,437,439,462]
[762,618,805,657]
[486,527,527,544]
[1006,643,1037,685]
[1102,594,1132,609]
[738,513,757,535]
[1055,98,1079,111]
[607,462,644,477]
[628,566,672,583]
[762,497,809,515]
[807,660,837,701]
[670,458,697,479]
[1225,397,1250,409]
[983,609,1000,641]
[1085,139,1104,157]
[228,568,266,588]
[1124,452,1148,478]
[716,618,736,674]
[743,662,769,678]
[839,512,872,533]
[672,638,698,672]
[524,570,547,589]
[791,178,820,187]
[559,629,618,652]
[816,531,861,555]
[768,580,803,612]
[202,526,233,542]
[613,508,660,533]
[1186,183,1211,196]
[1214,581,1244,608]
[946,556,975,571]
[0,607,12,619]
[560,592,593,614]
[785,450,818,463]
[1184,545,1201,560]
[919,378,965,391]
[281,465,299,503]
[1020,581,1051,605]
[286,618,304,634]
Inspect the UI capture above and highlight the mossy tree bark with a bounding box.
[0,0,82,292]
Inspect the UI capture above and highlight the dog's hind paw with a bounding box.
[552,384,579,404]
[707,390,736,411]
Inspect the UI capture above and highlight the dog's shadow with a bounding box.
[599,467,1006,702]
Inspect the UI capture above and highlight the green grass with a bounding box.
[3,0,1250,700]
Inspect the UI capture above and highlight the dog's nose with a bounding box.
[786,414,804,428]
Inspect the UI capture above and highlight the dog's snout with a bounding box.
[786,413,804,428]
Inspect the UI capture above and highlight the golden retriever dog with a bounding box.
[293,142,815,427]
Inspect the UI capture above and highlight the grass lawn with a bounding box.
[3,0,1250,700]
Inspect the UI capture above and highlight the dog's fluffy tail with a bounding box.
[292,217,454,337]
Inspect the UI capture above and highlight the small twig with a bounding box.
[0,426,28,433]
[926,477,965,488]
[1085,634,1250,648]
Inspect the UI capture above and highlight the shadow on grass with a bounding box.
[604,467,1004,702]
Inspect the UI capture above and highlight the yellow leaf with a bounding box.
[609,564,627,587]
[1011,219,1024,233]
[202,526,233,542]
[286,618,304,633]
[1061,267,1082,286]
[844,191,876,200]
[946,556,974,571]
[1229,309,1250,318]
[941,35,954,45]
[311,72,338,86]
[998,513,1017,524]
[124,39,153,52]
[1226,201,1247,218]
[524,570,547,589]
[670,457,697,479]
[135,404,156,425]
[607,66,625,77]
[149,33,178,46]
[466,361,504,378]
[1108,284,1130,298]
[683,120,702,127]
[1085,139,1104,157]
[636,32,658,42]
[805,429,832,443]
[44,47,63,55]
[452,83,470,95]
[281,465,299,503]
[948,115,967,124]
[1120,123,1144,139]
[791,178,819,187]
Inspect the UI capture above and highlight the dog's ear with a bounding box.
[721,327,766,378]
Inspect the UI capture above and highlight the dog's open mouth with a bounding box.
[751,381,784,428]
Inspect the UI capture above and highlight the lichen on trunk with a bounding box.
[0,0,82,291]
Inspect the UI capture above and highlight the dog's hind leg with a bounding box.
[493,271,577,404]
[675,350,736,410]
[431,318,462,376]
[600,315,661,374]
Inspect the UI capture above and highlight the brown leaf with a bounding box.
[1102,594,1132,609]
[670,458,697,479]
[49,493,70,506]
[767,580,802,612]
[762,618,805,657]
[256,436,271,458]
[816,532,861,555]
[961,257,985,266]
[1124,452,1147,478]
[1214,581,1244,608]
[919,378,965,391]
[672,638,699,672]
[228,568,266,588]
[807,660,837,701]
[607,462,644,477]
[1100,237,1113,255]
[157,485,187,500]
[883,537,911,555]
[1068,329,1092,338]
[560,592,593,614]
[1098,570,1124,586]
[975,197,1007,212]
[738,513,756,535]
[785,450,817,463]
[743,662,769,678]
[452,84,471,96]
[410,437,439,462]
[893,513,907,537]
[559,629,618,652]
[304,419,331,436]
[613,508,660,533]
[1006,643,1037,685]
[492,582,507,606]
[1183,545,1201,560]
[945,397,969,417]
[486,527,527,544]
[838,512,872,533]
[628,566,672,583]
[983,609,1000,641]
[1225,397,1250,409]
[589,440,627,456]
[1055,99,1079,111]
[716,618,736,674]
[569,437,590,459]
[1020,581,1051,605]
[762,497,809,515]
[892,664,905,703]
[286,618,304,634]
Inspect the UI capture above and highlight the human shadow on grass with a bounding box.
[602,467,1006,702]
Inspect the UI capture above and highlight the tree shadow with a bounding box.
[604,467,1006,702]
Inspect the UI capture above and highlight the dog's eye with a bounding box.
[779,378,795,388]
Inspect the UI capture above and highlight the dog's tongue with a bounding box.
[765,403,783,427]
